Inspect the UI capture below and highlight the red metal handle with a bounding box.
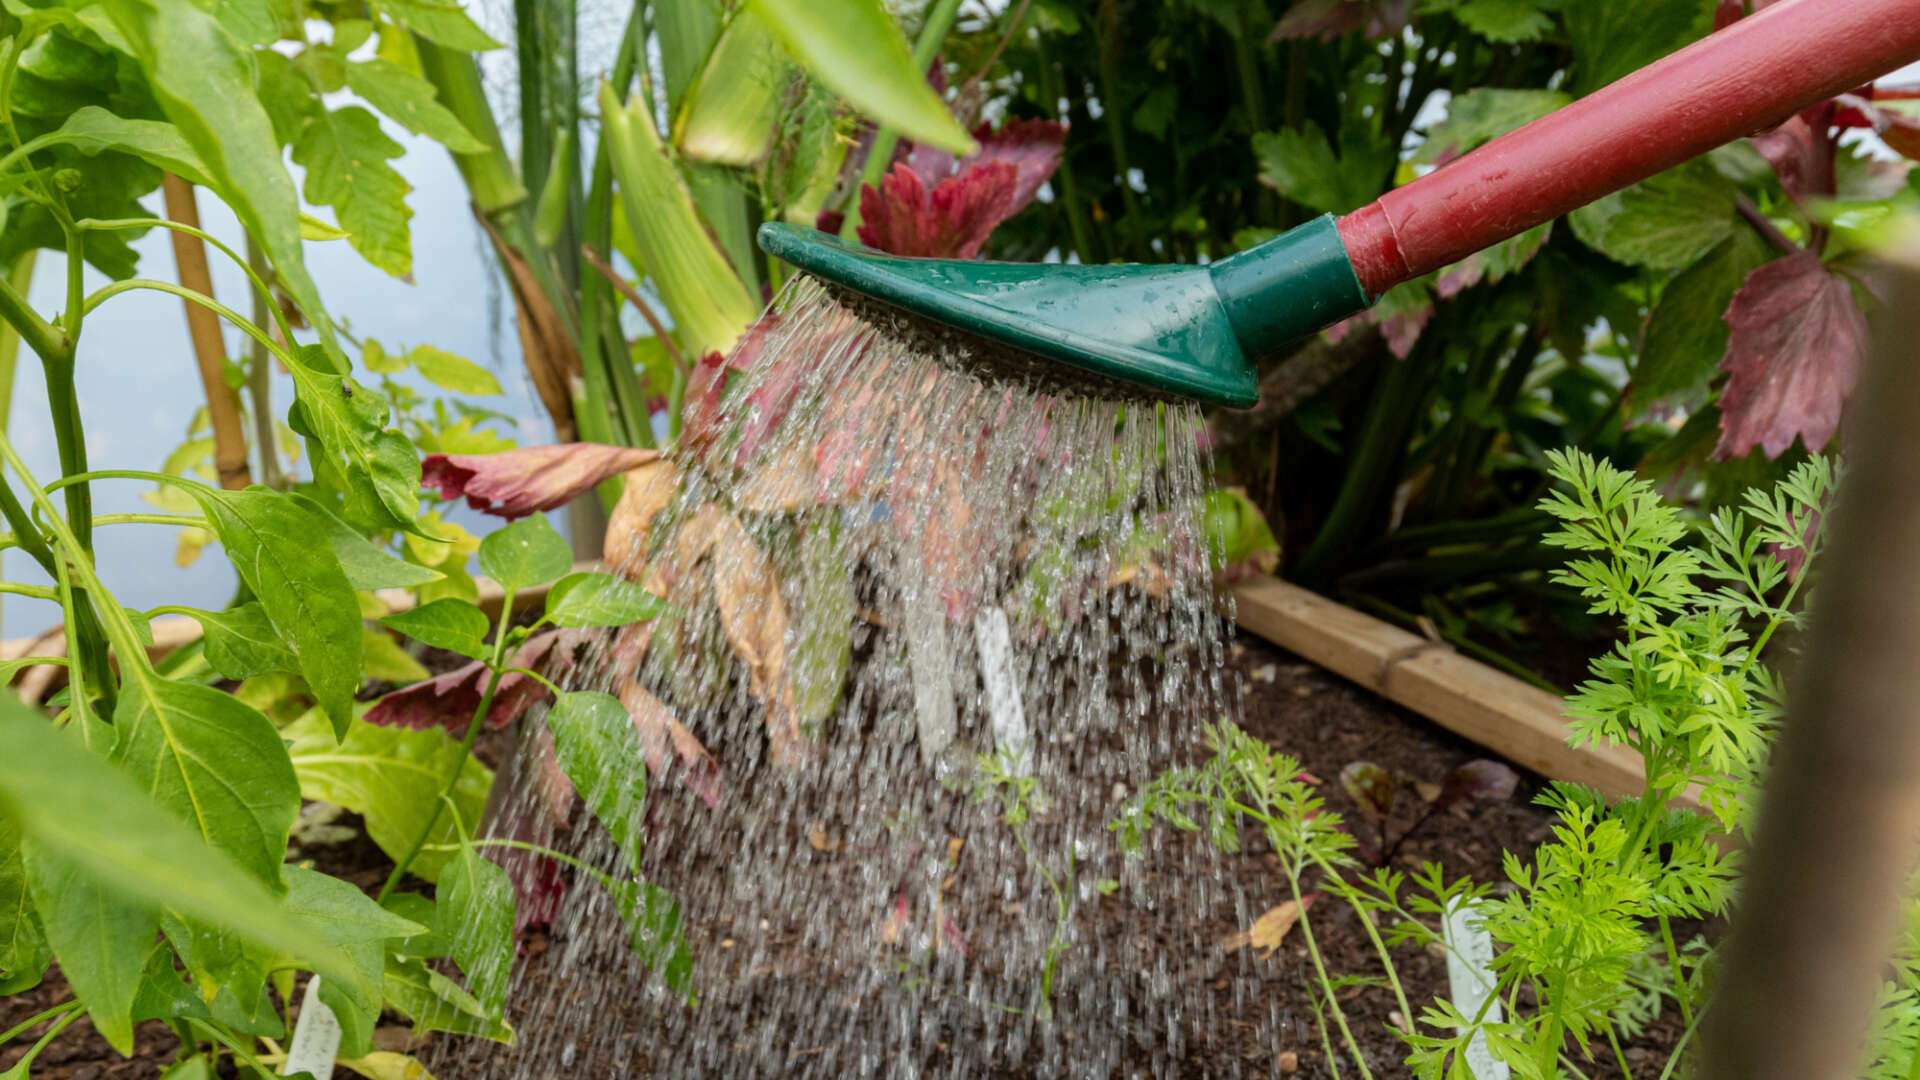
[1338,0,1920,297]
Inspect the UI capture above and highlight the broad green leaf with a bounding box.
[1429,0,1553,43]
[188,602,299,681]
[1253,122,1392,216]
[477,513,572,592]
[22,848,153,1054]
[284,344,423,533]
[285,710,491,884]
[548,692,648,871]
[376,0,503,51]
[160,1056,212,1080]
[1203,488,1280,578]
[380,597,491,659]
[745,0,973,154]
[1574,161,1737,272]
[406,344,503,396]
[345,58,485,153]
[609,880,693,999]
[1634,229,1773,421]
[380,893,451,958]
[281,865,427,1057]
[439,841,514,1014]
[1411,88,1569,166]
[1564,0,1707,95]
[673,10,787,166]
[382,955,515,1042]
[101,0,335,353]
[362,626,432,684]
[293,105,414,280]
[44,105,214,187]
[0,816,48,995]
[362,339,407,374]
[544,571,670,628]
[108,675,300,884]
[187,486,361,737]
[0,706,342,1046]
[600,81,758,359]
[656,0,725,111]
[291,492,443,590]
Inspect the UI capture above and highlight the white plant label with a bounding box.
[973,606,1030,774]
[1443,897,1509,1080]
[281,975,341,1078]
[905,586,956,766]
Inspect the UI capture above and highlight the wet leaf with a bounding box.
[1202,488,1280,584]
[1221,894,1318,957]
[619,680,724,808]
[382,955,514,1043]
[438,840,514,1014]
[478,513,572,592]
[709,513,804,762]
[1339,761,1395,820]
[425,444,658,521]
[609,880,693,998]
[1715,251,1869,459]
[338,1051,437,1080]
[548,692,649,873]
[545,572,671,628]
[1437,759,1520,809]
[604,458,683,573]
[380,598,491,660]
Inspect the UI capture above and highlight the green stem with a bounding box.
[80,217,296,346]
[1316,855,1413,1028]
[1656,1007,1703,1080]
[244,238,284,489]
[83,280,288,367]
[0,259,65,401]
[93,512,208,529]
[0,580,55,599]
[1605,1023,1633,1080]
[0,472,56,577]
[423,837,618,891]
[839,0,965,241]
[1289,866,1375,1080]
[377,589,518,902]
[1659,914,1693,1030]
[46,468,212,495]
[4,1006,80,1073]
[0,999,82,1046]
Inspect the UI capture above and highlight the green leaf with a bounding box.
[745,0,973,155]
[284,344,422,533]
[1633,228,1773,420]
[794,523,852,734]
[548,692,648,871]
[609,880,692,999]
[1412,88,1570,166]
[380,597,491,659]
[544,571,670,628]
[101,0,335,352]
[379,893,451,958]
[108,675,300,884]
[0,817,47,995]
[477,513,572,592]
[601,80,759,359]
[284,710,491,884]
[344,58,485,153]
[1432,0,1553,42]
[406,344,503,396]
[187,486,362,737]
[44,105,214,187]
[290,492,443,590]
[299,212,349,241]
[1574,160,1738,272]
[362,626,431,684]
[438,841,514,1014]
[673,10,787,166]
[382,954,515,1042]
[1564,0,1707,95]
[293,105,414,280]
[188,602,299,681]
[160,1056,212,1080]
[1203,488,1280,578]
[279,865,426,1057]
[1253,122,1392,216]
[0,706,342,1046]
[376,0,503,51]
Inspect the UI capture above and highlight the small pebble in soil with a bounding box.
[1279,1050,1300,1073]
[1252,664,1277,683]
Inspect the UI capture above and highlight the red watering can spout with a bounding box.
[1338,0,1920,297]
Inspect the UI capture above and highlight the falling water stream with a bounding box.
[430,278,1290,1078]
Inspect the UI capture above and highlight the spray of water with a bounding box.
[431,278,1295,1077]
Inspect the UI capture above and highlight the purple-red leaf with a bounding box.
[1715,252,1868,460]
[855,119,1066,259]
[1436,759,1519,810]
[424,444,659,520]
[1338,761,1395,820]
[1269,0,1410,41]
[364,629,571,735]
[903,118,1066,216]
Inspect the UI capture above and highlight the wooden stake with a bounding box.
[160,173,251,490]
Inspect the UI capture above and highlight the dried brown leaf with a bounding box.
[1221,894,1318,958]
[708,513,806,764]
[604,457,683,577]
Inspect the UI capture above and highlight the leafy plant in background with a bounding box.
[1337,756,1517,868]
[1114,451,1920,1078]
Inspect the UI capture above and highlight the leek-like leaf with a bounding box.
[600,80,758,360]
[673,10,789,166]
[533,127,574,248]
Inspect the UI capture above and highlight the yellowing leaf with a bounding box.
[604,458,684,577]
[1221,895,1316,958]
[339,1051,436,1080]
[300,212,350,241]
[406,344,503,396]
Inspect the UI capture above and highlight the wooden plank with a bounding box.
[1231,574,1655,802]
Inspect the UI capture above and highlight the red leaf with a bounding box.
[903,119,1066,218]
[1269,0,1409,41]
[1714,252,1868,460]
[857,161,1020,259]
[1712,0,1744,30]
[423,443,659,520]
[1749,114,1832,206]
[364,629,571,735]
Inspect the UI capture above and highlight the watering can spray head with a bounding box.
[761,0,1920,408]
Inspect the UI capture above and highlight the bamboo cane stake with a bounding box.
[159,173,251,490]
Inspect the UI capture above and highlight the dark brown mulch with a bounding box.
[4,631,1680,1079]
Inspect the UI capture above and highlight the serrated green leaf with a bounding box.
[293,105,413,280]
[42,105,214,187]
[376,0,502,51]
[1564,0,1707,95]
[1253,122,1392,216]
[187,486,361,737]
[544,571,670,628]
[1434,0,1553,43]
[1575,160,1737,272]
[188,602,299,681]
[548,692,647,871]
[362,626,431,684]
[380,597,490,659]
[284,710,490,884]
[745,0,971,154]
[284,344,422,533]
[290,492,443,590]
[345,58,485,153]
[406,344,503,396]
[1633,228,1773,421]
[439,840,514,1014]
[477,513,572,592]
[1412,88,1570,166]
